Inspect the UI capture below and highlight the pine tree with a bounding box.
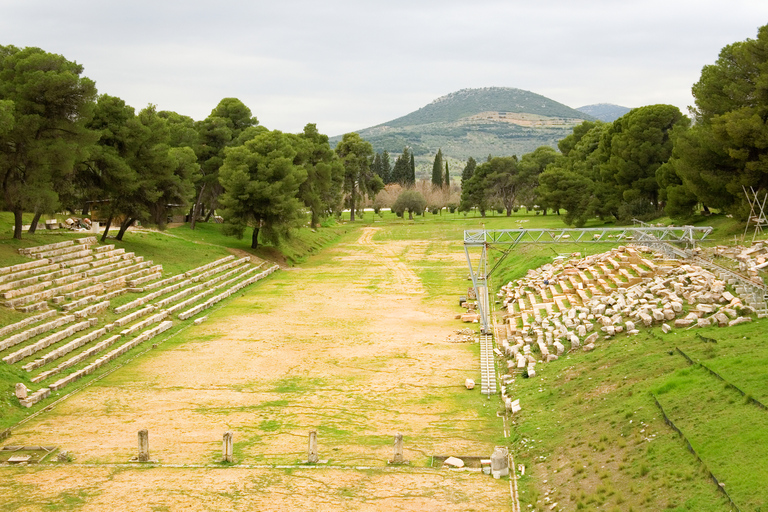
[431,149,443,188]
[461,157,477,184]
[391,147,411,185]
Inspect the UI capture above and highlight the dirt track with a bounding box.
[1,225,510,510]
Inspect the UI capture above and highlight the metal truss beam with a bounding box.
[464,226,713,246]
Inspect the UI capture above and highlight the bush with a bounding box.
[392,190,427,220]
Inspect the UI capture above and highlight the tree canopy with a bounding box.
[0,45,97,238]
[218,129,307,249]
[335,133,383,222]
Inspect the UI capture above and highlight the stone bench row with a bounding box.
[0,262,61,284]
[178,265,278,320]
[140,273,185,292]
[35,247,92,262]
[47,321,173,394]
[136,255,235,294]
[0,258,54,277]
[17,240,74,256]
[22,326,109,372]
[3,318,95,364]
[188,257,249,283]
[92,247,125,260]
[152,262,252,309]
[60,288,126,312]
[0,310,58,339]
[15,302,49,313]
[0,314,75,352]
[185,255,236,277]
[82,253,140,276]
[2,280,52,300]
[94,244,115,254]
[120,311,169,337]
[87,260,153,284]
[166,266,261,315]
[119,259,251,312]
[127,272,162,287]
[17,237,96,257]
[32,334,122,384]
[114,305,156,327]
[72,300,110,320]
[0,268,69,292]
[115,278,195,313]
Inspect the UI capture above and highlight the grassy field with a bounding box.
[0,208,766,511]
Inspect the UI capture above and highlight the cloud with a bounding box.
[1,0,767,135]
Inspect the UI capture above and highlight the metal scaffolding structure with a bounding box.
[463,226,714,334]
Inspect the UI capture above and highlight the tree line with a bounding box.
[457,24,768,226]
[0,45,383,247]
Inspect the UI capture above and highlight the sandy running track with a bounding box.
[1,226,510,511]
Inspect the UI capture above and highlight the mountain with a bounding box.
[576,103,631,122]
[331,87,595,168]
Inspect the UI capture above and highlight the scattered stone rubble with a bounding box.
[493,245,757,380]
[714,242,768,280]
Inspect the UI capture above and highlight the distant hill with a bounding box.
[331,87,595,173]
[576,103,631,122]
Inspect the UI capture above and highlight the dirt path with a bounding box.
[1,225,510,510]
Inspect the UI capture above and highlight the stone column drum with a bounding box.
[392,433,404,464]
[223,431,234,462]
[307,430,319,463]
[137,429,150,462]
[491,446,509,479]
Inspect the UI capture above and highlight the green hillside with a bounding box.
[331,87,595,164]
[382,87,592,128]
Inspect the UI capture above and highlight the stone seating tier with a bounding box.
[32,334,122,384]
[3,319,94,364]
[0,310,58,338]
[0,315,75,352]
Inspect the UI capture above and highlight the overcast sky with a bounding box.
[1,1,766,135]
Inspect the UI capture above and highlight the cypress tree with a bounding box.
[372,152,382,180]
[431,149,443,187]
[381,150,392,184]
[444,161,450,188]
[409,152,416,185]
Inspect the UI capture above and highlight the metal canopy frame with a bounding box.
[464,226,714,333]
[743,186,768,244]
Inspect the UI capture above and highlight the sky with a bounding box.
[1,1,767,136]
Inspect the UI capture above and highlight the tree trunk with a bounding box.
[408,210,413,220]
[28,211,42,234]
[13,208,23,240]
[191,183,207,230]
[506,208,512,217]
[349,183,357,222]
[251,226,259,249]
[310,208,319,229]
[101,216,113,242]
[115,217,134,241]
[480,209,486,218]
